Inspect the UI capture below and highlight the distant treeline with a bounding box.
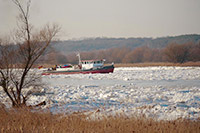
[51,34,200,54]
[41,34,200,64]
[42,42,200,64]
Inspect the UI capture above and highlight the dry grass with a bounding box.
[37,62,200,69]
[0,107,199,133]
[114,62,200,67]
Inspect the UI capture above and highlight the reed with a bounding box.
[0,107,199,133]
[114,62,200,67]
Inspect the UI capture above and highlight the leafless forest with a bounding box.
[43,42,200,65]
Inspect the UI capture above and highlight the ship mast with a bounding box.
[77,53,82,65]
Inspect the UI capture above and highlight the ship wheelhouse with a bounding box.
[81,59,105,70]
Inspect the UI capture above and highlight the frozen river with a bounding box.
[45,67,200,87]
[1,67,200,120]
[46,76,200,88]
[39,67,200,120]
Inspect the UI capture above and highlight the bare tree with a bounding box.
[188,42,200,61]
[164,43,190,63]
[0,0,60,107]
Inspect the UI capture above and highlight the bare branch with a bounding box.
[0,0,60,107]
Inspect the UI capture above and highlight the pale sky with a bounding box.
[0,0,200,40]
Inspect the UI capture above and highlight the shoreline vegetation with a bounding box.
[0,107,199,132]
[114,62,200,67]
[39,62,200,68]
